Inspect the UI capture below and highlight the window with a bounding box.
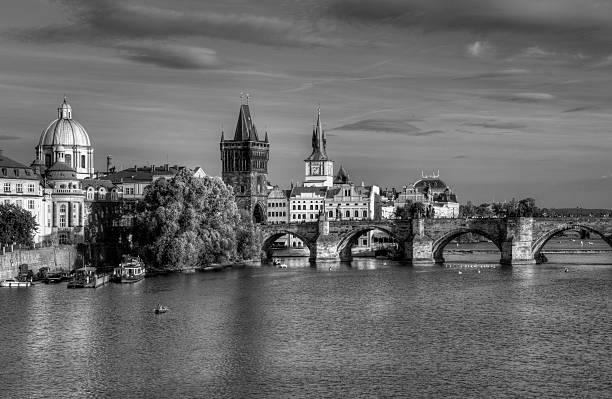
[3,183,10,192]
[81,155,86,169]
[45,154,51,167]
[292,205,295,210]
[16,200,22,208]
[28,184,35,193]
[363,210,368,218]
[292,215,296,219]
[59,204,67,228]
[65,154,72,167]
[4,199,9,205]
[329,211,333,217]
[16,183,23,193]
[345,210,350,218]
[354,210,359,217]
[310,205,313,210]
[28,200,35,210]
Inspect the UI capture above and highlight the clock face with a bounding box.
[311,163,321,175]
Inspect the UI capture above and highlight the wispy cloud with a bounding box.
[466,41,492,57]
[13,1,335,48]
[0,134,21,141]
[331,118,443,136]
[323,0,612,55]
[7,0,340,69]
[463,121,527,130]
[118,42,221,70]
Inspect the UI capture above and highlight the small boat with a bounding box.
[1,279,31,288]
[278,263,288,269]
[154,305,168,314]
[112,255,146,283]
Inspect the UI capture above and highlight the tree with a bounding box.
[0,203,37,246]
[132,170,261,270]
[517,197,536,217]
[409,202,426,219]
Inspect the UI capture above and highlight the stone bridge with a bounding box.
[260,217,612,266]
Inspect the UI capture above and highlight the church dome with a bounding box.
[38,97,91,148]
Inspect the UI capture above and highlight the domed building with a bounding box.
[34,97,94,179]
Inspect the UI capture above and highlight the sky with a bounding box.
[0,0,611,208]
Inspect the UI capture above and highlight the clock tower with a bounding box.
[304,107,334,187]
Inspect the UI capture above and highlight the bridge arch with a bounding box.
[261,229,315,259]
[336,225,403,261]
[432,228,503,264]
[532,223,612,259]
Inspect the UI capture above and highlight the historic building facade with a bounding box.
[33,97,94,179]
[220,103,269,223]
[0,150,52,244]
[394,172,459,218]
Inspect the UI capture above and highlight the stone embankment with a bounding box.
[0,246,78,280]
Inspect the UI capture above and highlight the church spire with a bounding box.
[305,105,328,161]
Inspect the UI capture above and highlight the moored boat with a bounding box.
[67,267,110,289]
[112,255,146,283]
[1,279,31,288]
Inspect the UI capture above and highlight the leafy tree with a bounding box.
[132,170,261,270]
[0,203,37,246]
[517,197,536,217]
[409,202,426,219]
[460,201,476,218]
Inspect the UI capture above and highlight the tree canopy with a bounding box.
[0,203,37,246]
[133,170,261,270]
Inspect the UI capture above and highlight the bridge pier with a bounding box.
[409,219,435,266]
[500,217,536,266]
[312,236,340,262]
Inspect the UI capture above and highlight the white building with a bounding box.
[0,150,51,244]
[33,97,94,179]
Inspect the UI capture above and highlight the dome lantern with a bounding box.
[58,96,72,120]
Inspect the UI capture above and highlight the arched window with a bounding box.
[329,210,333,217]
[363,210,368,218]
[354,210,359,217]
[345,210,350,218]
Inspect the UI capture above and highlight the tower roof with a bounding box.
[305,106,329,161]
[334,164,351,184]
[233,104,259,141]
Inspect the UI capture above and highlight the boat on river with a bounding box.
[67,267,110,288]
[1,279,31,288]
[154,304,168,314]
[112,256,146,283]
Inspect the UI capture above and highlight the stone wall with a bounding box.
[0,246,79,280]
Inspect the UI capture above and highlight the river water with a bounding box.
[1,255,611,398]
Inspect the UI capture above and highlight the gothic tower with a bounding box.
[304,107,334,187]
[220,102,269,223]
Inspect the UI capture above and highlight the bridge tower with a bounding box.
[220,100,269,223]
[304,107,334,187]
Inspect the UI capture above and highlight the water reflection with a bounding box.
[1,256,611,398]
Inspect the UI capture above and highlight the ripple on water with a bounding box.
[0,257,611,398]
